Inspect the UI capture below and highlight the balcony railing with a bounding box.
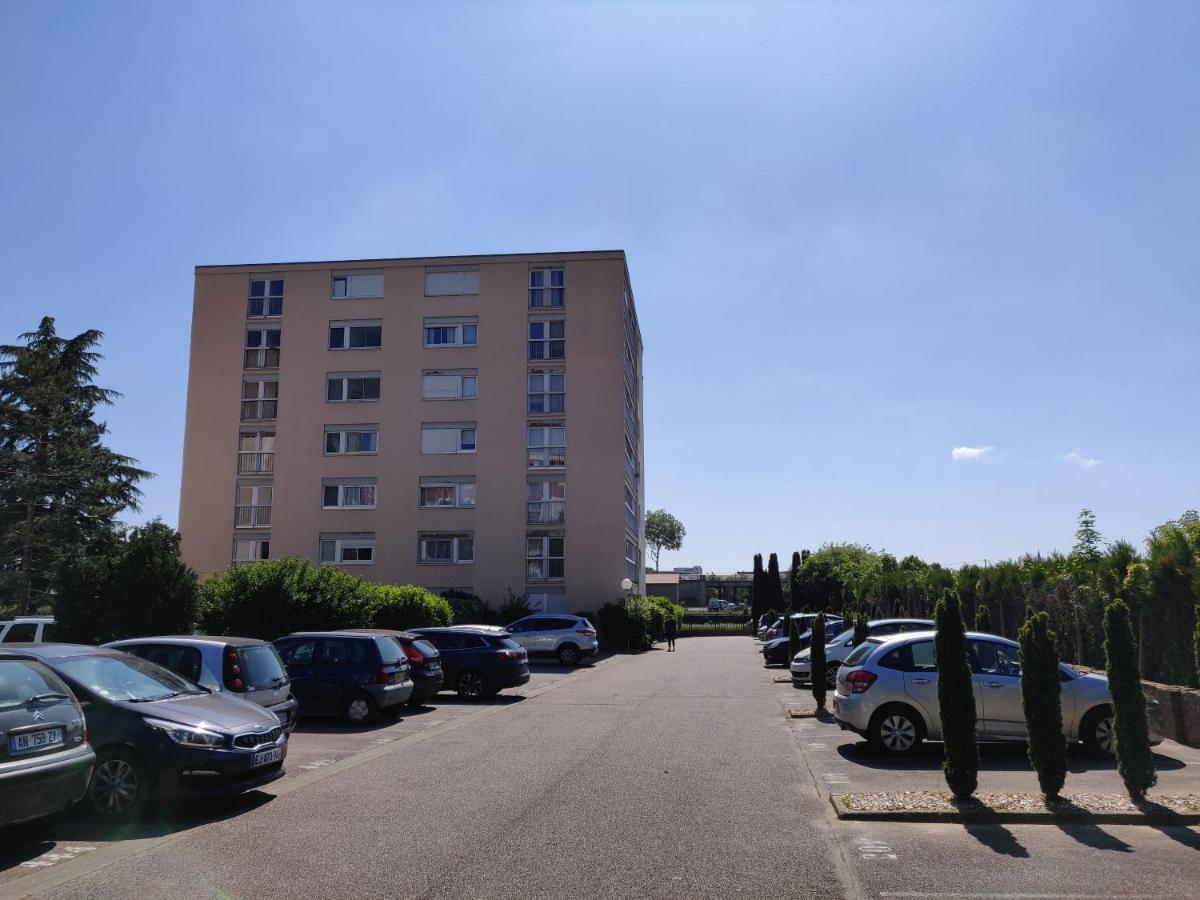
[528,448,566,468]
[244,348,280,369]
[241,400,278,420]
[625,451,637,484]
[237,451,275,475]
[625,506,637,535]
[234,505,272,528]
[527,501,566,524]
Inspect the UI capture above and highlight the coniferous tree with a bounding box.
[1019,611,1067,800]
[853,614,869,647]
[0,318,148,613]
[750,553,765,623]
[810,611,827,709]
[1103,599,1157,800]
[934,590,978,799]
[766,553,784,616]
[1195,600,1200,686]
[788,551,803,613]
[975,603,991,633]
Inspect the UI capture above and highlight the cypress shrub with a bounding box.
[750,554,765,622]
[788,614,802,662]
[788,551,803,613]
[853,614,869,647]
[1194,601,1200,686]
[810,611,827,709]
[766,553,784,615]
[1103,599,1157,800]
[975,603,991,633]
[934,590,978,799]
[1018,611,1067,800]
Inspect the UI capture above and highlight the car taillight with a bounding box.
[576,628,596,637]
[375,668,395,684]
[846,670,877,693]
[403,644,424,665]
[224,648,243,691]
[496,649,524,660]
[767,628,779,638]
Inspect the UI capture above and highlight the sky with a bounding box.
[2,1,1197,573]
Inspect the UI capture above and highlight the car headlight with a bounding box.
[145,718,226,748]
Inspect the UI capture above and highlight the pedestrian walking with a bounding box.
[665,616,677,652]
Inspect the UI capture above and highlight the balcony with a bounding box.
[625,506,637,535]
[234,505,272,528]
[244,348,280,369]
[238,451,275,475]
[527,501,566,525]
[240,400,278,421]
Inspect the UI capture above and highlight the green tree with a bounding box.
[1194,600,1200,686]
[1103,599,1157,800]
[1120,562,1153,676]
[765,553,784,618]
[788,551,803,613]
[810,611,827,709]
[750,553,766,622]
[1018,611,1067,800]
[1072,508,1104,585]
[852,614,868,646]
[0,318,149,613]
[644,509,685,571]
[934,590,978,799]
[975,602,991,633]
[55,521,197,643]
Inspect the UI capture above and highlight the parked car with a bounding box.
[505,615,598,666]
[15,644,287,817]
[832,630,1166,756]
[762,612,843,643]
[791,619,933,686]
[0,651,95,827]
[755,615,774,640]
[707,598,724,611]
[337,629,444,706]
[411,627,531,700]
[762,615,845,666]
[274,632,414,724]
[0,616,57,644]
[105,636,299,733]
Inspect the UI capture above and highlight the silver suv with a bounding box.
[0,616,56,644]
[505,615,598,666]
[833,630,1166,756]
[791,618,933,687]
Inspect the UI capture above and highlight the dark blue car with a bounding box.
[410,627,531,700]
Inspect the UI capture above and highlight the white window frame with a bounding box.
[328,320,382,351]
[528,319,565,361]
[425,266,480,297]
[247,278,284,318]
[527,479,565,524]
[421,370,478,401]
[526,532,565,581]
[324,426,379,456]
[244,327,281,369]
[232,536,270,563]
[319,534,376,565]
[529,267,565,308]
[423,318,478,348]
[322,480,378,510]
[527,422,565,468]
[238,431,275,475]
[420,423,476,455]
[418,533,475,564]
[326,372,380,403]
[528,369,565,415]
[419,479,476,509]
[241,378,278,420]
[235,483,273,528]
[331,271,384,300]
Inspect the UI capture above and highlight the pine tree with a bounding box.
[811,611,827,709]
[1019,611,1067,800]
[750,554,765,623]
[0,318,149,613]
[975,603,991,633]
[934,590,978,799]
[853,614,869,646]
[1103,599,1157,800]
[788,551,803,613]
[766,553,784,615]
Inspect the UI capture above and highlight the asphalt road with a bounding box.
[3,636,1198,899]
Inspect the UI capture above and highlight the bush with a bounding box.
[1019,611,1067,800]
[596,602,630,652]
[811,611,827,709]
[935,590,978,799]
[497,591,535,624]
[1103,599,1157,800]
[975,603,991,633]
[441,589,490,624]
[367,584,453,631]
[853,614,868,647]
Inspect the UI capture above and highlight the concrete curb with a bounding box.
[829,794,1200,826]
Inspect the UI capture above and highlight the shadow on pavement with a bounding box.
[293,716,403,735]
[1149,824,1200,852]
[1054,813,1134,852]
[428,693,527,707]
[835,740,1186,773]
[964,818,1031,857]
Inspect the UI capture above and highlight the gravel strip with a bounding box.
[838,790,1200,814]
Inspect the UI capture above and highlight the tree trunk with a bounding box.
[18,495,36,615]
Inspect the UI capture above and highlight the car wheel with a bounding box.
[557,643,581,666]
[824,663,840,689]
[869,705,924,756]
[456,670,488,700]
[406,696,426,708]
[1081,706,1115,757]
[342,692,375,725]
[88,750,150,818]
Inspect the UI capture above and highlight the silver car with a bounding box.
[832,630,1165,756]
[791,619,933,687]
[505,615,598,666]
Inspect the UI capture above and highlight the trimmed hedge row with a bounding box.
[596,595,685,652]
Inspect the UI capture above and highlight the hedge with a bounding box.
[595,595,684,652]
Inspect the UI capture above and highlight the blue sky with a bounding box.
[2,2,1197,572]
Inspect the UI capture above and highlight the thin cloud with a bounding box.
[1063,450,1102,468]
[951,446,995,461]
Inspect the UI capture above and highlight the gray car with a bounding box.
[105,636,299,732]
[832,630,1166,756]
[1,652,95,826]
[505,615,598,666]
[791,618,933,686]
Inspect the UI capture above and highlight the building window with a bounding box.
[319,533,375,564]
[625,537,640,584]
[528,369,565,414]
[527,479,565,524]
[528,319,565,360]
[421,423,476,454]
[324,426,379,455]
[526,532,565,581]
[529,268,564,308]
[328,321,382,350]
[422,370,477,400]
[232,536,270,562]
[322,479,377,509]
[419,477,476,508]
[425,266,479,296]
[624,484,638,535]
[245,328,281,369]
[331,272,384,300]
[247,279,283,318]
[235,484,272,528]
[241,379,278,420]
[238,431,275,474]
[419,533,474,564]
[327,373,380,402]
[424,318,478,348]
[527,423,565,468]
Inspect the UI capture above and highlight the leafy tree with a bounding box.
[810,611,827,709]
[1120,562,1153,675]
[644,509,685,571]
[1019,611,1067,800]
[0,318,149,613]
[1146,514,1199,686]
[934,590,978,799]
[1103,599,1157,800]
[55,521,197,643]
[852,614,868,646]
[975,603,991,633]
[1195,600,1200,686]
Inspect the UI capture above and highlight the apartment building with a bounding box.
[178,251,645,613]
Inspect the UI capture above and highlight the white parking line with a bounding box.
[19,846,96,869]
[854,837,897,861]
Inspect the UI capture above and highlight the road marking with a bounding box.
[371,738,394,744]
[880,895,1162,899]
[823,772,850,784]
[299,758,336,770]
[19,846,96,869]
[854,837,897,861]
[806,742,827,749]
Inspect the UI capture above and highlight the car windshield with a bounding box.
[496,637,522,650]
[238,644,288,687]
[374,637,404,665]
[843,639,881,668]
[412,639,439,659]
[54,653,199,702]
[0,659,72,710]
[830,628,855,645]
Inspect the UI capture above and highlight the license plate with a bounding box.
[251,746,283,767]
[275,710,290,725]
[9,726,64,755]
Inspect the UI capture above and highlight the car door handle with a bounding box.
[910,678,931,685]
[985,682,1005,689]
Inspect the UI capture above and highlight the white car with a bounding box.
[505,615,598,666]
[0,616,56,643]
[791,618,932,687]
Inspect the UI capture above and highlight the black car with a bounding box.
[338,629,444,707]
[274,632,414,724]
[410,627,531,700]
[762,617,845,666]
[17,645,287,818]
